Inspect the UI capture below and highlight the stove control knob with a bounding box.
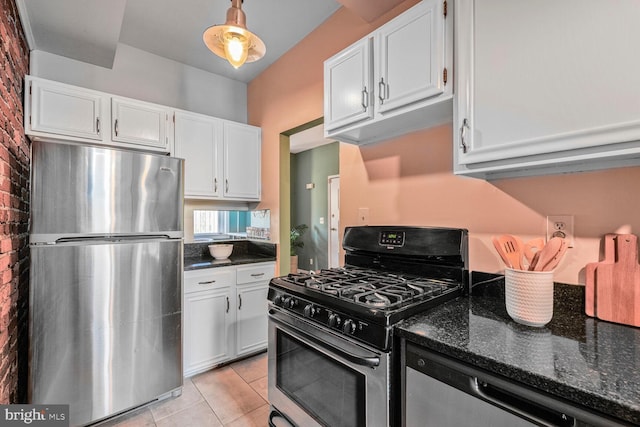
[343,319,357,335]
[328,313,341,328]
[287,297,298,309]
[274,295,285,307]
[303,304,316,318]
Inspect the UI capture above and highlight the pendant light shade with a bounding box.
[203,0,266,69]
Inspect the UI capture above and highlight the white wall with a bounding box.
[30,43,247,123]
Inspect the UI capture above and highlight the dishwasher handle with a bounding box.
[471,378,574,427]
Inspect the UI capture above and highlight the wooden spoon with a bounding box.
[523,237,545,264]
[532,237,564,271]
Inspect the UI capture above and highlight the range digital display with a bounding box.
[379,231,405,247]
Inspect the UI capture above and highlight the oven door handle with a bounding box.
[269,309,381,368]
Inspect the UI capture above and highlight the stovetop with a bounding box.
[283,267,459,311]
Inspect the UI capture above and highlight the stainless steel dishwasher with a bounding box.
[402,342,630,427]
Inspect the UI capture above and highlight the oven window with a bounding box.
[276,330,365,427]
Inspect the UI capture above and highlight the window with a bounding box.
[193,209,270,241]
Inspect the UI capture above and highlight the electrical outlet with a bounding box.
[546,215,574,248]
[309,258,313,265]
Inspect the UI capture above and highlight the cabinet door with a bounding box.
[324,38,374,132]
[235,263,273,358]
[183,268,235,377]
[236,282,268,357]
[376,0,446,115]
[454,0,640,175]
[184,288,232,376]
[111,97,169,151]
[28,77,103,141]
[223,122,261,200]
[174,111,223,199]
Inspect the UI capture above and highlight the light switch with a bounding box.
[319,217,325,224]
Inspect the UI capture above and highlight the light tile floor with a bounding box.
[99,352,269,427]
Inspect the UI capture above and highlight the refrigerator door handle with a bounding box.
[54,234,173,244]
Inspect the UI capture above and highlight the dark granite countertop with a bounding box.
[184,240,276,271]
[396,275,640,425]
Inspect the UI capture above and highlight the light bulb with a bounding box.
[224,32,249,69]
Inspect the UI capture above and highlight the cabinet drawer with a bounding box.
[184,268,235,293]
[236,263,275,285]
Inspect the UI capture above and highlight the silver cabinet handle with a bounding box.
[214,178,218,193]
[226,296,230,313]
[114,119,119,137]
[361,87,368,111]
[225,179,229,193]
[250,273,265,277]
[238,294,242,310]
[96,117,100,133]
[378,78,386,104]
[198,280,216,285]
[460,118,469,153]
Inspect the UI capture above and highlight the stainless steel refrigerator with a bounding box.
[29,140,184,426]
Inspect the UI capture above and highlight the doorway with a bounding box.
[328,175,340,268]
[283,119,340,273]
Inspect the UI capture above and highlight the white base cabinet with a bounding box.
[235,264,271,357]
[454,0,640,179]
[324,0,452,145]
[183,262,274,377]
[183,268,235,376]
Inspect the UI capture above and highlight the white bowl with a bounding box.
[208,244,233,260]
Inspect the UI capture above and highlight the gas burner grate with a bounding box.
[283,267,459,309]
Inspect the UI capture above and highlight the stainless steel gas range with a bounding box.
[267,226,469,427]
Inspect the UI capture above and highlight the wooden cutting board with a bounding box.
[585,234,615,317]
[594,234,640,327]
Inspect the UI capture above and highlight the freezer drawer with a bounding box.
[29,239,183,426]
[30,140,183,241]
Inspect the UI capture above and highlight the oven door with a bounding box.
[268,306,389,427]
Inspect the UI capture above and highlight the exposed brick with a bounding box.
[0,0,29,405]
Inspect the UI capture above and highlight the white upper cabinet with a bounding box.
[27,77,103,141]
[454,0,640,179]
[174,113,261,201]
[111,97,171,152]
[25,76,172,154]
[223,122,261,201]
[375,1,445,114]
[324,38,373,132]
[174,111,223,198]
[324,0,452,145]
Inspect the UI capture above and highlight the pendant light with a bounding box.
[203,0,266,69]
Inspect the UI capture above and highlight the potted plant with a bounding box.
[290,224,308,273]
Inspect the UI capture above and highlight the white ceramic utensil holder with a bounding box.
[504,268,554,327]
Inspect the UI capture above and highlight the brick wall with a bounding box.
[0,0,30,404]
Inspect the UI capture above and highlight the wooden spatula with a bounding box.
[494,235,523,270]
[532,237,564,271]
[492,236,513,268]
[541,239,568,271]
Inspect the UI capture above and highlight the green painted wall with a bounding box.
[290,142,339,270]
